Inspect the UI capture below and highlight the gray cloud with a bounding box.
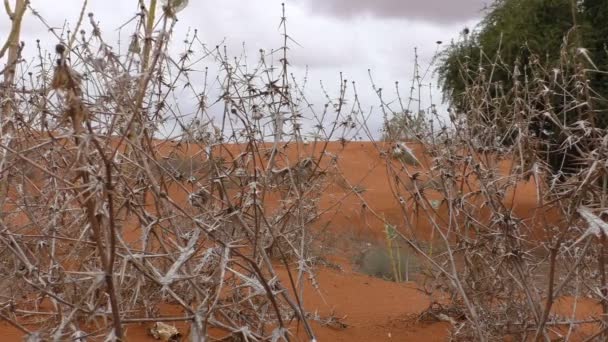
[302,0,489,23]
[9,0,478,138]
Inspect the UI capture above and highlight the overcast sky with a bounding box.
[5,0,488,138]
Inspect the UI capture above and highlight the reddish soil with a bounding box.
[0,141,598,341]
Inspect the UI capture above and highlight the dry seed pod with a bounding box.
[128,34,141,54]
[51,43,81,91]
[55,43,66,56]
[50,64,72,90]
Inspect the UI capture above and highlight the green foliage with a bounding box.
[582,0,608,110]
[481,0,574,61]
[437,0,608,123]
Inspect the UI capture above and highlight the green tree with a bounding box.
[437,0,608,109]
[437,0,579,113]
[582,0,608,106]
[436,0,608,175]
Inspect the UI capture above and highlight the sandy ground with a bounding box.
[0,141,598,341]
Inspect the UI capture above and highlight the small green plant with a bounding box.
[355,223,419,283]
[356,243,417,282]
[384,223,402,282]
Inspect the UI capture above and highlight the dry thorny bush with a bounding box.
[376,33,608,340]
[7,1,608,341]
[0,1,360,341]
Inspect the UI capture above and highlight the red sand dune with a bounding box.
[0,140,596,341]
